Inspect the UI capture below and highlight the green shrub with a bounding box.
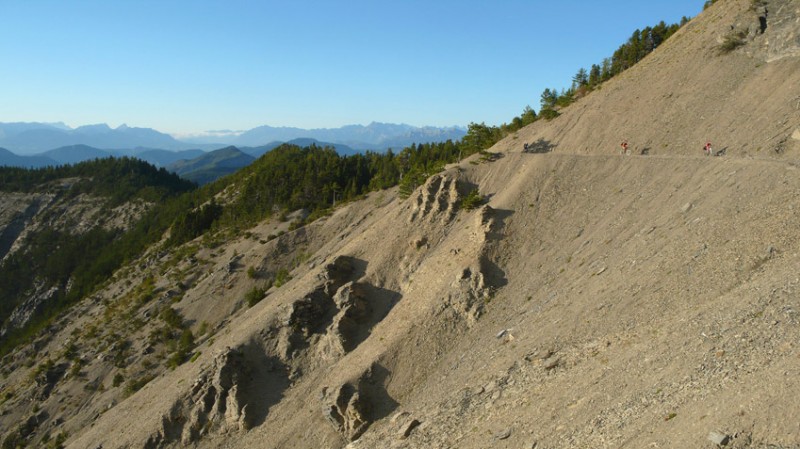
[245,285,266,307]
[112,373,125,387]
[539,108,560,120]
[124,374,155,397]
[159,307,183,329]
[460,189,484,211]
[718,30,746,54]
[247,266,258,279]
[274,268,292,288]
[167,329,195,369]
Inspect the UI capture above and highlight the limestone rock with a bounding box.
[708,430,730,446]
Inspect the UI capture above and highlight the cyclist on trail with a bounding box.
[621,140,629,155]
[704,141,712,156]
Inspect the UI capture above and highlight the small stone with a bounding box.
[543,357,560,370]
[708,431,730,446]
[494,428,511,440]
[390,411,410,424]
[681,202,693,213]
[765,245,776,259]
[496,329,510,339]
[398,418,421,439]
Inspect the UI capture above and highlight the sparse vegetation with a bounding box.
[460,189,484,211]
[718,29,747,54]
[167,329,195,369]
[123,373,155,397]
[274,268,292,288]
[244,285,267,307]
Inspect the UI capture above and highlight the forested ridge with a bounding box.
[0,158,195,354]
[0,157,195,207]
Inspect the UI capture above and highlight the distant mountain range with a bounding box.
[0,121,466,156]
[219,122,466,150]
[0,147,57,168]
[0,121,465,183]
[0,122,196,154]
[0,144,207,168]
[167,146,255,185]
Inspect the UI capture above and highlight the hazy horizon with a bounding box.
[1,1,703,135]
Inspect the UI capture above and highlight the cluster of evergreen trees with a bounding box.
[463,16,689,154]
[540,20,686,114]
[0,157,195,206]
[168,140,470,243]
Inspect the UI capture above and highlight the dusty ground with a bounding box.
[2,0,800,448]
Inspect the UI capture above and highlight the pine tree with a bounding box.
[572,68,589,89]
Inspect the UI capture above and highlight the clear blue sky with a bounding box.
[0,1,703,137]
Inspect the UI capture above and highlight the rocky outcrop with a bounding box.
[146,347,260,448]
[322,363,398,442]
[323,382,372,441]
[277,256,397,365]
[727,0,800,62]
[409,174,460,223]
[761,0,800,62]
[276,256,357,360]
[183,348,252,440]
[0,281,60,339]
[0,194,51,261]
[441,205,507,326]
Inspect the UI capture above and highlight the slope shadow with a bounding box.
[339,283,402,353]
[285,257,401,357]
[482,207,514,288]
[359,363,400,422]
[240,340,291,427]
[523,138,557,154]
[0,199,43,260]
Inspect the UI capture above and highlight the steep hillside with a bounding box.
[0,158,195,356]
[507,0,800,159]
[1,1,799,449]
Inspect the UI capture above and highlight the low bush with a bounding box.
[461,189,484,211]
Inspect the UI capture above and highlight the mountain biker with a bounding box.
[704,141,712,156]
[621,140,629,155]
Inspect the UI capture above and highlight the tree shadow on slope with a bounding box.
[523,138,557,154]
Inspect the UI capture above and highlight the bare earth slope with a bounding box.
[3,0,799,448]
[508,0,800,159]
